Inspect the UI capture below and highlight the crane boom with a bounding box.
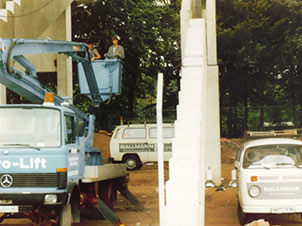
[0,38,113,119]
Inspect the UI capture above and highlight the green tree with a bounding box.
[72,0,181,131]
[217,0,298,137]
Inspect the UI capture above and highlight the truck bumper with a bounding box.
[0,192,69,212]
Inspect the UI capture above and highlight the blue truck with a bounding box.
[0,38,142,226]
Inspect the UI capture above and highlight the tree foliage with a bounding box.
[217,0,302,137]
[71,0,180,131]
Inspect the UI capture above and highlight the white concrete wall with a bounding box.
[13,0,72,39]
[165,19,207,226]
[166,2,221,224]
[180,0,221,185]
[0,0,73,103]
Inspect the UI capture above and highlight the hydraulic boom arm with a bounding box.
[0,38,103,115]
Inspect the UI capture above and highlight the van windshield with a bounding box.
[0,107,61,148]
[243,144,302,169]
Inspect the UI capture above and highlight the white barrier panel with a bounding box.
[164,19,206,226]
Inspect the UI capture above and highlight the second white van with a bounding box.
[109,123,174,170]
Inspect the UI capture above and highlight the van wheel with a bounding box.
[59,204,73,226]
[123,155,141,171]
[237,201,250,226]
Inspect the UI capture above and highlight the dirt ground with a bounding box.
[2,137,302,226]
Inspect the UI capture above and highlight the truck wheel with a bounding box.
[99,180,116,209]
[123,155,141,171]
[237,201,249,226]
[60,204,73,226]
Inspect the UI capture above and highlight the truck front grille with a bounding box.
[0,173,59,188]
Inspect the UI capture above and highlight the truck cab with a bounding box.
[235,138,302,225]
[0,104,84,222]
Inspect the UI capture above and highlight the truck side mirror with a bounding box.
[234,160,240,170]
[77,120,85,137]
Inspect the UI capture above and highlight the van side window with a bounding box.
[122,128,146,139]
[65,115,76,144]
[150,127,175,139]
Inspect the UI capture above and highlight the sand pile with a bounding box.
[93,130,112,163]
[220,138,241,163]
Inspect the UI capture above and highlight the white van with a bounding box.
[109,123,174,170]
[235,138,302,225]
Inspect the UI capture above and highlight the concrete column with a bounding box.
[165,19,206,226]
[206,0,218,65]
[0,84,6,104]
[181,0,193,61]
[0,1,14,105]
[57,54,73,98]
[57,5,73,98]
[204,65,221,184]
[204,0,221,184]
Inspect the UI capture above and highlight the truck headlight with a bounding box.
[44,194,57,204]
[249,185,261,198]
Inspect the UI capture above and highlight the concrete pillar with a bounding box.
[204,65,221,183]
[181,0,193,61]
[57,54,73,98]
[0,2,14,105]
[165,19,206,226]
[57,5,73,98]
[0,84,6,104]
[206,0,218,65]
[203,0,221,184]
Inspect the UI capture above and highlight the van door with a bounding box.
[148,126,174,162]
[120,127,148,163]
[110,127,122,161]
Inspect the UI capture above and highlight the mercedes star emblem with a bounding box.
[0,175,13,188]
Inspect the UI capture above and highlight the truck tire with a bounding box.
[60,204,73,226]
[99,180,116,209]
[123,155,141,171]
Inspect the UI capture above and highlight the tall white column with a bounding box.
[204,65,221,184]
[164,19,206,226]
[57,53,73,98]
[57,5,73,98]
[0,84,6,104]
[181,0,193,61]
[204,0,221,184]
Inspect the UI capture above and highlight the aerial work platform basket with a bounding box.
[77,58,123,102]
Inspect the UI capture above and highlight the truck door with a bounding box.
[64,114,82,181]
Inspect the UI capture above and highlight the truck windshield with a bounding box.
[0,108,61,148]
[243,144,302,169]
